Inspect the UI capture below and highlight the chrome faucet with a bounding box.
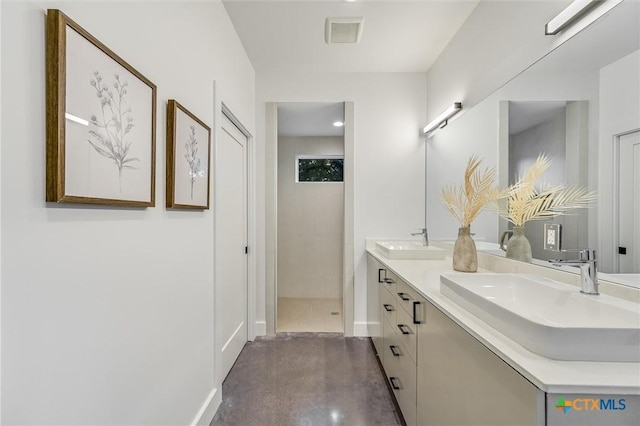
[411,228,429,246]
[550,249,599,295]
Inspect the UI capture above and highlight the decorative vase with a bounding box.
[501,226,532,262]
[453,226,477,272]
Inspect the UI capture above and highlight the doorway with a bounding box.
[216,108,250,381]
[266,102,354,336]
[615,129,640,273]
[276,103,344,333]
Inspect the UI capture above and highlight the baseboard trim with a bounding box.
[353,322,369,337]
[221,322,245,353]
[191,387,220,426]
[254,320,266,336]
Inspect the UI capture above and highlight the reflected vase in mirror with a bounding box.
[453,226,478,272]
[500,226,533,263]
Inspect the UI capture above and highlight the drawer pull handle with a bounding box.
[378,268,386,283]
[384,278,395,285]
[397,324,411,335]
[389,345,401,357]
[413,301,422,324]
[383,304,394,312]
[390,377,401,390]
[397,292,410,301]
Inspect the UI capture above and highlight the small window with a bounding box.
[296,156,344,182]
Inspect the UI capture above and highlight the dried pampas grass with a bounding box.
[498,154,596,226]
[440,155,505,227]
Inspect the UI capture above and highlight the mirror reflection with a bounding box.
[428,1,639,286]
[502,100,589,262]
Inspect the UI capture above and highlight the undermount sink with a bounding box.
[440,273,640,362]
[376,241,445,260]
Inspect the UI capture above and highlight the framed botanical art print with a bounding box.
[46,9,157,207]
[166,100,212,209]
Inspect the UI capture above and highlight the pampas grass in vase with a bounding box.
[441,155,504,272]
[497,154,596,262]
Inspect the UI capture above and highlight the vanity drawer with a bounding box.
[382,314,400,367]
[382,315,398,356]
[380,286,397,325]
[396,279,421,317]
[386,340,417,426]
[395,304,417,363]
[383,316,411,364]
[380,268,399,295]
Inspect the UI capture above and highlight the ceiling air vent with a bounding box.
[325,17,364,44]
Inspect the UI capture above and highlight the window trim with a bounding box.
[295,155,345,183]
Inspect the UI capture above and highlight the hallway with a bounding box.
[211,333,403,426]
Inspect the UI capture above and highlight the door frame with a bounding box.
[265,101,355,336]
[612,128,640,273]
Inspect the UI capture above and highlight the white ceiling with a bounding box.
[278,102,345,137]
[222,0,480,73]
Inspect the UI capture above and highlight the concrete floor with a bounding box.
[211,333,404,426]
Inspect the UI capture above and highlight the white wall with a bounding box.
[1,1,254,424]
[277,137,344,299]
[257,71,427,336]
[599,50,640,272]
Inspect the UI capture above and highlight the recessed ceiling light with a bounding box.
[333,121,344,127]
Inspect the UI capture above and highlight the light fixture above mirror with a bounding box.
[422,102,462,137]
[545,0,602,35]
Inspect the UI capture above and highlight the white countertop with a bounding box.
[366,243,640,395]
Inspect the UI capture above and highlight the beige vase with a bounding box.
[453,226,477,272]
[500,226,533,263]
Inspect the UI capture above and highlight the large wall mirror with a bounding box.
[427,0,639,288]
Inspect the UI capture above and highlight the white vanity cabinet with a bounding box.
[416,299,541,426]
[367,250,640,426]
[367,254,424,426]
[366,255,384,357]
[367,253,541,426]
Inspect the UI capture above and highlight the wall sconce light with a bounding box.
[422,102,462,136]
[545,0,601,35]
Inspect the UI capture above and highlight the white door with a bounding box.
[216,112,248,380]
[617,130,640,273]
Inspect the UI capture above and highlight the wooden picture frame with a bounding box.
[166,100,212,209]
[46,9,157,207]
